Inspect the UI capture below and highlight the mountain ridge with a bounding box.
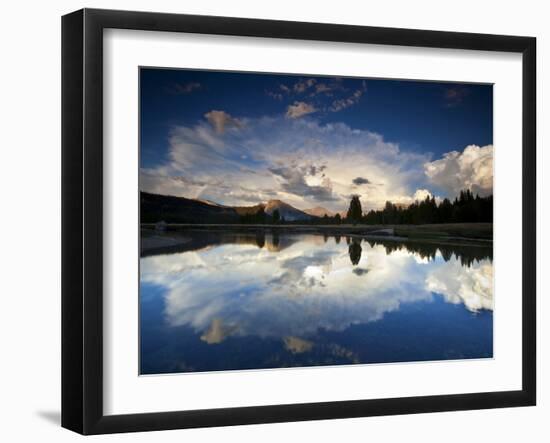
[264,199,312,221]
[140,192,320,224]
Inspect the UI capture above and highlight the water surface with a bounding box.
[140,230,493,374]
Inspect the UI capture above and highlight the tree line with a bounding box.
[349,189,492,225]
[238,189,492,225]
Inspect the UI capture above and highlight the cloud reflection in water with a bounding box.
[140,233,493,345]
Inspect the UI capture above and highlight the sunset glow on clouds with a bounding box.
[140,69,493,211]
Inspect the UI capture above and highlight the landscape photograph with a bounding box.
[139,68,493,375]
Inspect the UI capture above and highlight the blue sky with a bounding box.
[140,68,493,212]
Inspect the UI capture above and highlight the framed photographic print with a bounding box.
[62,8,536,435]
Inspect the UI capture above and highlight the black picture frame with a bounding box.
[62,8,536,435]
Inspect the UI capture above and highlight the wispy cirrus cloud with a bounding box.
[275,77,345,97]
[267,77,365,113]
[444,86,469,107]
[279,84,291,93]
[266,90,283,100]
[293,78,317,93]
[170,81,202,94]
[330,81,367,112]
[310,80,344,97]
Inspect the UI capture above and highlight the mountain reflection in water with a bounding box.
[140,230,493,374]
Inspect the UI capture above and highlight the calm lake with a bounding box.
[140,230,493,374]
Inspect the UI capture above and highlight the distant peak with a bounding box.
[303,206,335,217]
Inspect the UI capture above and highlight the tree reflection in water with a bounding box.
[348,239,362,265]
[141,228,492,268]
[255,231,265,248]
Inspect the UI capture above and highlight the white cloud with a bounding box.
[413,189,434,201]
[380,188,441,209]
[286,101,317,119]
[424,144,493,196]
[142,241,426,338]
[140,114,437,211]
[204,110,242,134]
[426,260,493,312]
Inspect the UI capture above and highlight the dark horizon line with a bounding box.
[139,189,493,214]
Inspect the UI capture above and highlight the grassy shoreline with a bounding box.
[141,222,493,242]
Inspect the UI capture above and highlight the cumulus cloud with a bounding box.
[204,110,243,134]
[143,240,421,338]
[286,101,317,119]
[424,144,493,197]
[426,260,493,312]
[413,189,434,201]
[385,189,441,208]
[140,113,436,211]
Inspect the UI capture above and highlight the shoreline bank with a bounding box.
[141,222,493,242]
